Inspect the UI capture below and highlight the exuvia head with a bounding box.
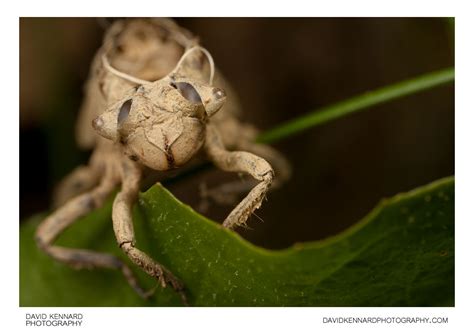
[99,45,226,116]
[93,46,226,171]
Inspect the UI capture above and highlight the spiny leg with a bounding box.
[199,141,291,211]
[221,120,291,187]
[237,141,291,188]
[35,165,151,299]
[204,124,274,229]
[112,158,187,305]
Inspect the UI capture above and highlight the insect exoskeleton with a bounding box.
[92,76,227,171]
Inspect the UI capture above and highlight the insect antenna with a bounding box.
[101,54,151,86]
[172,46,215,84]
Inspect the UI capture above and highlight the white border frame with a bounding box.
[5,1,472,332]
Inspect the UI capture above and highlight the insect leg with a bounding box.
[198,140,291,212]
[112,158,187,305]
[204,124,274,229]
[52,164,102,208]
[52,148,111,207]
[236,141,291,188]
[35,166,151,299]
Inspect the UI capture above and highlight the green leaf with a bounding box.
[257,68,454,143]
[20,177,454,306]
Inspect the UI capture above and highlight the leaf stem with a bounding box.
[257,68,454,144]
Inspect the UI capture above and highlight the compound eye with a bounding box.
[175,82,203,104]
[118,99,132,126]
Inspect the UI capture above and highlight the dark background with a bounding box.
[20,18,454,249]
